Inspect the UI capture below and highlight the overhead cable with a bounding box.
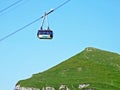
[0,0,23,14]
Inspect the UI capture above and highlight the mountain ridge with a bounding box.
[15,47,120,90]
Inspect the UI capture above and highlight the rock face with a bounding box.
[43,87,55,90]
[15,84,91,90]
[59,85,69,90]
[14,85,40,90]
[14,85,56,90]
[14,85,70,90]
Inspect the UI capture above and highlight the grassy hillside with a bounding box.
[17,47,120,90]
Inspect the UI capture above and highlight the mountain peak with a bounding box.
[84,47,98,51]
[15,47,120,90]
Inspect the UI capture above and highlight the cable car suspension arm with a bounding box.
[41,0,71,18]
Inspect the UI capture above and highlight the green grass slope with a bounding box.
[17,47,120,90]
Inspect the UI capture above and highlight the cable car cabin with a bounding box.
[37,29,53,39]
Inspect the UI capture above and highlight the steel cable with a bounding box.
[0,0,23,14]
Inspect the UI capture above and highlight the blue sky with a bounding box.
[0,0,120,90]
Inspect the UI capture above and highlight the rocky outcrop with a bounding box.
[42,86,55,90]
[14,85,57,90]
[59,85,69,90]
[14,83,91,90]
[14,85,40,90]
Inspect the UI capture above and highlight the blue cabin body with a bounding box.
[37,30,53,39]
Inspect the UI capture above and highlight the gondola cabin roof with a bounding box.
[37,30,53,39]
